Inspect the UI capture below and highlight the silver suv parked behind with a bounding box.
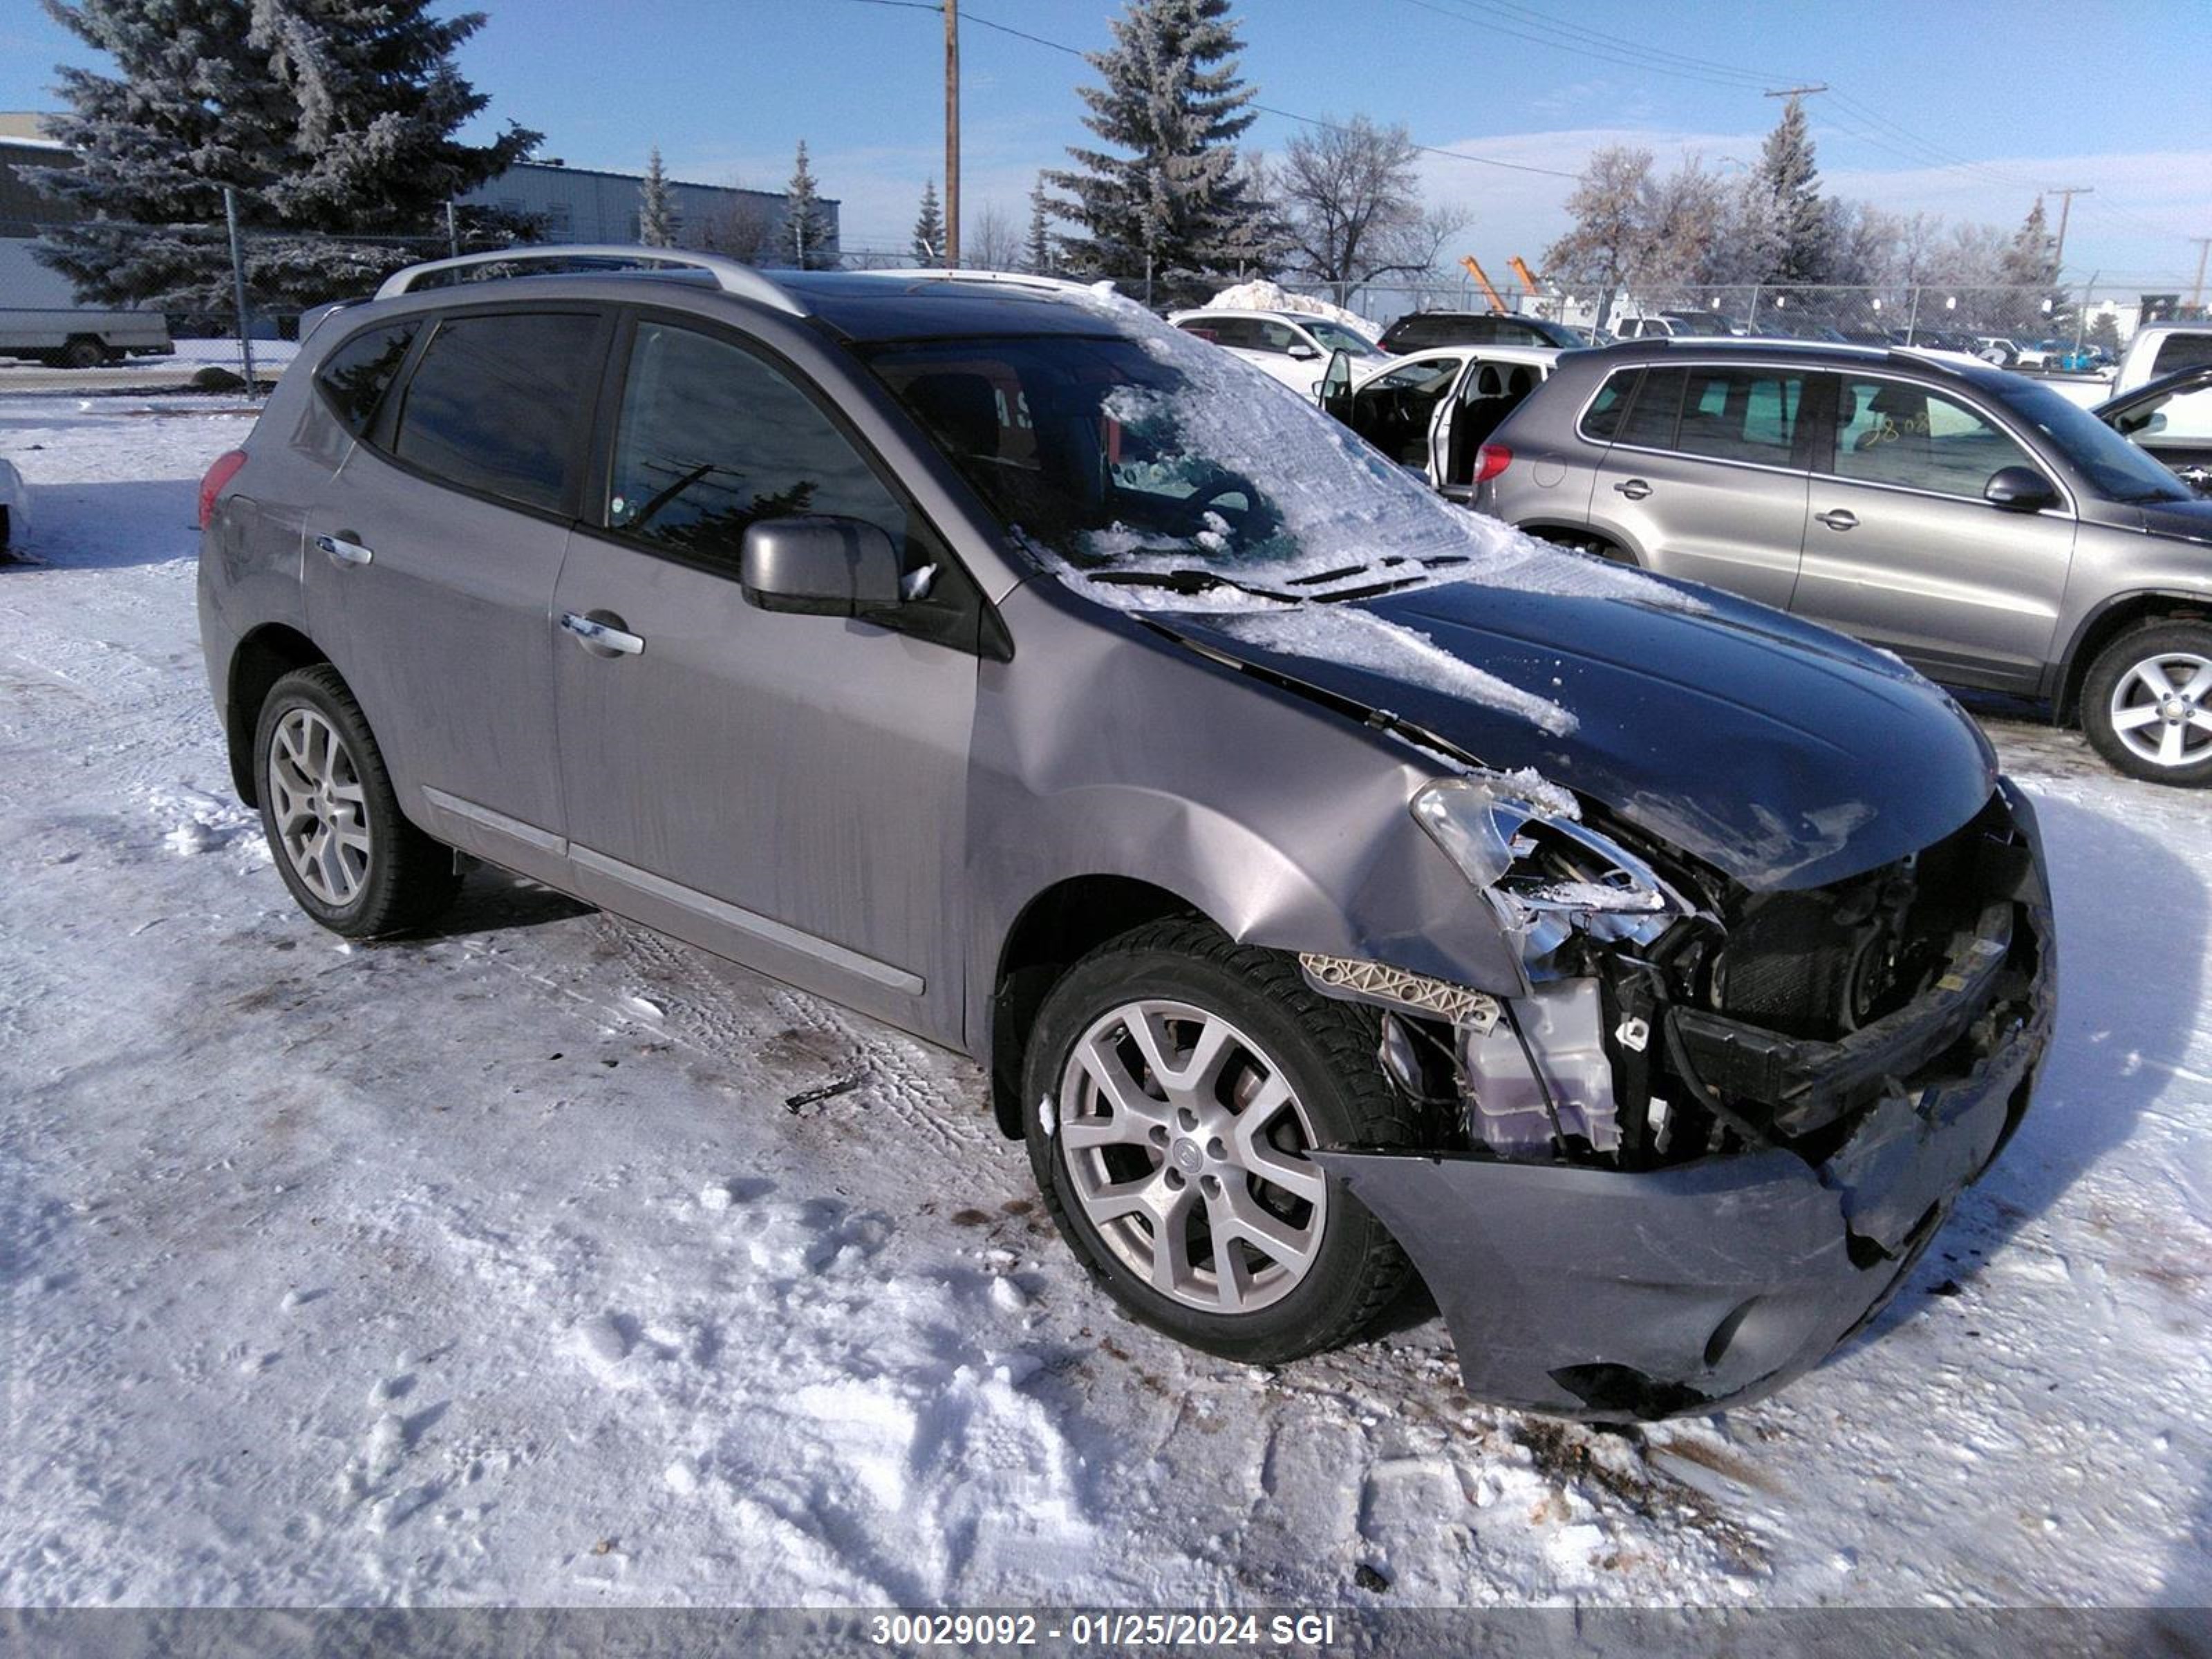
[198,249,2055,1420]
[1477,339,2212,783]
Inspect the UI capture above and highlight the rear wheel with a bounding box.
[1021,919,1423,1365]
[2081,619,2212,785]
[253,665,460,936]
[57,337,105,370]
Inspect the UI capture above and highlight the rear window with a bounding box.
[2153,332,2212,376]
[388,312,601,514]
[315,321,416,435]
[1674,366,1804,464]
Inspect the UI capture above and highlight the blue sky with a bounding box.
[5,0,2207,288]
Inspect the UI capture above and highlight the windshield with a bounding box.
[1304,319,1376,356]
[859,288,1675,610]
[1992,378,2194,503]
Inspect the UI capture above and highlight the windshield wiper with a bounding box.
[1085,567,1304,603]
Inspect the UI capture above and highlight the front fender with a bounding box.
[963,583,1525,1050]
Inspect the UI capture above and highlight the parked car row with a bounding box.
[200,250,2057,1421]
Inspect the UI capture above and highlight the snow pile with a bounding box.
[1203,279,1380,342]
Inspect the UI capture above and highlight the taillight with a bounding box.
[1473,442,1513,484]
[198,449,247,530]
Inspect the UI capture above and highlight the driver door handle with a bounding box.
[1815,508,1859,531]
[1613,478,1651,499]
[560,610,646,657]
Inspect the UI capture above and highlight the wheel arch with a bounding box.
[225,623,332,804]
[986,874,1224,1138]
[2054,590,2212,723]
[1515,520,1639,564]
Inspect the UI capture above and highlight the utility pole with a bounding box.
[1763,82,1828,101]
[221,185,257,393]
[2192,237,2211,312]
[943,0,960,268]
[2045,186,2092,277]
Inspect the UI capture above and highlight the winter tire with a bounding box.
[1021,918,1423,1365]
[58,337,105,371]
[253,664,460,936]
[2081,619,2212,785]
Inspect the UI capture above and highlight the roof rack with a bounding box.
[373,244,807,316]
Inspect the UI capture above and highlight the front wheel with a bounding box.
[1021,919,1424,1366]
[253,665,460,935]
[2081,620,2212,785]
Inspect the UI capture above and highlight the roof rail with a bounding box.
[373,244,807,316]
[849,268,1100,299]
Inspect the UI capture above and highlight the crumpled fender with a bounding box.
[962,582,1532,1053]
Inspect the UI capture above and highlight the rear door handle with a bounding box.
[1613,478,1651,499]
[560,610,645,657]
[1815,509,1859,531]
[315,532,373,567]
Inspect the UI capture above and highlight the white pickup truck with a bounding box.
[2025,319,2212,408]
[0,238,174,368]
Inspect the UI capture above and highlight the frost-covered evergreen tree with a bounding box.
[1998,196,2068,334]
[27,0,539,310]
[639,147,675,246]
[1746,95,1826,283]
[910,178,944,265]
[1045,0,1273,302]
[783,140,836,270]
[1024,176,1053,275]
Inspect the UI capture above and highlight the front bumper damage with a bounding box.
[1312,781,2056,1421]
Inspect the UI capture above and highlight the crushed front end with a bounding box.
[1306,778,2056,1420]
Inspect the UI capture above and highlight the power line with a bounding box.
[840,0,1577,178]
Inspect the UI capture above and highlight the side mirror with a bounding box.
[740,515,902,616]
[1984,465,2060,512]
[1286,343,1320,362]
[1318,348,1355,424]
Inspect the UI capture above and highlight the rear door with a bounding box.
[1788,373,2077,690]
[303,306,609,881]
[550,311,982,1040]
[1587,362,1813,608]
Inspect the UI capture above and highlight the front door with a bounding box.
[303,307,608,883]
[1789,373,2077,691]
[551,314,981,1040]
[1586,362,1812,608]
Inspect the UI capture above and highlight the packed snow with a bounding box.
[1,393,2209,1615]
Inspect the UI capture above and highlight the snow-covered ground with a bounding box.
[1,393,2208,1612]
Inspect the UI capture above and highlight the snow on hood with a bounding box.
[1200,279,1380,342]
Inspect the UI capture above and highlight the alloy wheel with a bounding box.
[266,706,372,906]
[2106,651,2212,769]
[1058,999,1328,1315]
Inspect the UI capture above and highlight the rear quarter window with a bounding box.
[314,321,417,435]
[386,311,602,514]
[1579,369,1642,441]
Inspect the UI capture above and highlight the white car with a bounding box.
[1168,308,1382,395]
[0,457,27,556]
[1320,343,1560,500]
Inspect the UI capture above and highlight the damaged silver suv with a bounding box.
[198,249,2055,1419]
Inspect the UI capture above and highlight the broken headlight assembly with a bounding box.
[1409,775,1693,983]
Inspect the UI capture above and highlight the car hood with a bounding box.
[1155,576,1998,891]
